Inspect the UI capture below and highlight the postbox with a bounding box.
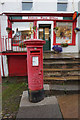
[23,39,46,103]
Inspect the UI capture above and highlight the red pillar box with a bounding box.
[23,39,46,103]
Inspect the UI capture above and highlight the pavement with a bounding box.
[16,91,80,119]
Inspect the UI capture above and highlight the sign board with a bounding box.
[32,56,39,66]
[73,11,78,21]
[22,16,58,20]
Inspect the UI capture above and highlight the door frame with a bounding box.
[37,21,54,51]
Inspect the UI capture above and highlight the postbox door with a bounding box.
[28,52,43,91]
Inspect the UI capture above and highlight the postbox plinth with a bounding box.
[23,39,46,103]
[28,89,44,103]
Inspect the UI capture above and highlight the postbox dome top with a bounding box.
[23,39,46,45]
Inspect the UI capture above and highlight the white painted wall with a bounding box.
[62,44,79,53]
[0,55,8,77]
[3,55,8,77]
[0,0,79,13]
[33,0,57,12]
[1,15,7,36]
[0,1,22,13]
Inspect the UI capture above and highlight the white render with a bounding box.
[2,55,8,77]
[0,0,79,13]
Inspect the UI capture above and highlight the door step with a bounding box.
[44,71,80,77]
[43,68,79,72]
[44,76,79,81]
[43,61,80,65]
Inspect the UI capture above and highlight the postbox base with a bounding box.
[28,89,44,103]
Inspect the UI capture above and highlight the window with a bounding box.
[12,22,33,44]
[53,21,76,45]
[57,3,67,11]
[22,0,33,10]
[57,0,68,11]
[56,22,72,44]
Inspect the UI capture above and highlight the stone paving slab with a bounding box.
[17,91,62,118]
[57,94,80,119]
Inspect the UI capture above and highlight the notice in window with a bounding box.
[32,56,39,66]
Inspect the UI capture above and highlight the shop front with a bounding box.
[4,12,78,53]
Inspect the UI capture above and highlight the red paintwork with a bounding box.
[53,21,56,45]
[4,12,75,17]
[2,52,27,55]
[23,39,46,91]
[8,17,12,39]
[56,20,73,22]
[10,19,74,23]
[8,55,27,76]
[33,21,37,39]
[72,21,76,45]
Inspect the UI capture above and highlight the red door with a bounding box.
[8,55,27,76]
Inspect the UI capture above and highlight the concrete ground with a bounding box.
[17,91,80,119]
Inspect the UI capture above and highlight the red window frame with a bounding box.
[53,20,77,46]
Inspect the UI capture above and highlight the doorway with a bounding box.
[38,24,51,51]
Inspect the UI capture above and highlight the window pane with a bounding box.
[56,22,72,44]
[45,28,49,41]
[12,22,33,43]
[57,3,67,11]
[39,28,43,40]
[22,2,33,10]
